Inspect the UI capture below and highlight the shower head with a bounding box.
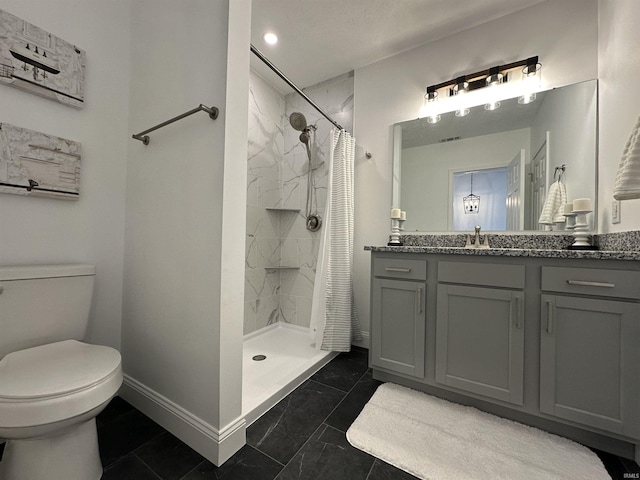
[289,112,308,132]
[299,131,310,145]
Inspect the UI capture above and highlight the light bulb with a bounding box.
[518,92,536,104]
[263,32,278,45]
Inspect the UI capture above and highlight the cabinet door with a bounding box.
[371,278,425,378]
[540,295,640,438]
[436,285,524,405]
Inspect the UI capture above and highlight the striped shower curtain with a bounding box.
[310,129,361,352]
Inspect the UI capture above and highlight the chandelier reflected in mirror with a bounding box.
[463,173,480,214]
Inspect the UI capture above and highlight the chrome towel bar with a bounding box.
[132,104,219,145]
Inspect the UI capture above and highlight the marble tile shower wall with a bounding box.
[245,72,284,334]
[244,70,354,335]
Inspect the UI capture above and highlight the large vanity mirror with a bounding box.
[393,79,597,232]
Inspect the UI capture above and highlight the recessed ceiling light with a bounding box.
[263,32,278,45]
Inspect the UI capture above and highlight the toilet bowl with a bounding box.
[0,265,123,480]
[0,340,122,480]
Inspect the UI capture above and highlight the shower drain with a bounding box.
[252,354,267,361]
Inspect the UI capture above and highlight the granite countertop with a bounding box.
[364,245,640,261]
[365,231,640,261]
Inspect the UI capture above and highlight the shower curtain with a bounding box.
[311,129,361,352]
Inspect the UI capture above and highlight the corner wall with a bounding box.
[0,0,131,350]
[353,0,598,345]
[121,0,250,465]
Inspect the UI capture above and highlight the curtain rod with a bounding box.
[250,44,344,131]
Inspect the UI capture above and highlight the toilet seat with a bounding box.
[0,340,122,428]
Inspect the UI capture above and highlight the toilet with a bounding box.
[0,264,122,480]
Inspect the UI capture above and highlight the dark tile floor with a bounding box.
[0,347,638,479]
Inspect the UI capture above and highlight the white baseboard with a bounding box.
[120,375,245,466]
[352,331,370,349]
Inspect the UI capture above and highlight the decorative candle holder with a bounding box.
[398,219,406,231]
[388,218,403,246]
[563,212,577,230]
[569,209,597,250]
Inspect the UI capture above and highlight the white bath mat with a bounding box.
[346,383,609,480]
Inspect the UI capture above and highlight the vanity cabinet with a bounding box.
[435,262,525,405]
[540,266,640,438]
[370,257,426,378]
[368,249,640,462]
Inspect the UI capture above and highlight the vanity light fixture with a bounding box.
[463,173,480,214]
[425,85,438,103]
[484,66,503,110]
[452,76,470,117]
[423,86,441,123]
[452,76,469,94]
[485,66,504,87]
[426,113,441,124]
[419,56,541,121]
[484,100,501,111]
[519,57,542,104]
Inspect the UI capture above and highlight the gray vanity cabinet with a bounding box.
[370,257,426,378]
[540,267,640,438]
[368,250,640,462]
[435,262,525,405]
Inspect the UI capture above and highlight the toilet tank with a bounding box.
[0,264,96,359]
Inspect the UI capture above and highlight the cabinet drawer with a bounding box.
[438,261,524,289]
[541,267,640,300]
[373,257,426,280]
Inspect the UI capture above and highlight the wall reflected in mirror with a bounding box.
[392,79,597,233]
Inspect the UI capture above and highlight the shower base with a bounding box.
[242,323,338,426]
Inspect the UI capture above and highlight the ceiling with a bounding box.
[250,0,548,93]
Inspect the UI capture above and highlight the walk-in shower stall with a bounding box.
[243,46,355,423]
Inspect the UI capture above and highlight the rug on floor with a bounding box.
[346,383,609,480]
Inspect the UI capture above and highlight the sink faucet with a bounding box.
[465,225,490,249]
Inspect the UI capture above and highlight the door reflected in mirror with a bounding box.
[392,79,597,233]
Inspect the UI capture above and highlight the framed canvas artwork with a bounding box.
[0,123,81,199]
[0,9,86,108]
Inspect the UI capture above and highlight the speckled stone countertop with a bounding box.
[365,231,640,261]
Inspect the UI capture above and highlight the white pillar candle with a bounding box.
[400,210,406,220]
[563,203,574,214]
[391,208,402,219]
[572,198,592,212]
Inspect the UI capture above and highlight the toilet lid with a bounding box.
[0,340,122,400]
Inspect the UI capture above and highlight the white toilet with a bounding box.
[0,264,122,480]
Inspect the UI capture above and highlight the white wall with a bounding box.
[353,0,598,343]
[121,0,250,464]
[0,0,131,350]
[598,0,640,232]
